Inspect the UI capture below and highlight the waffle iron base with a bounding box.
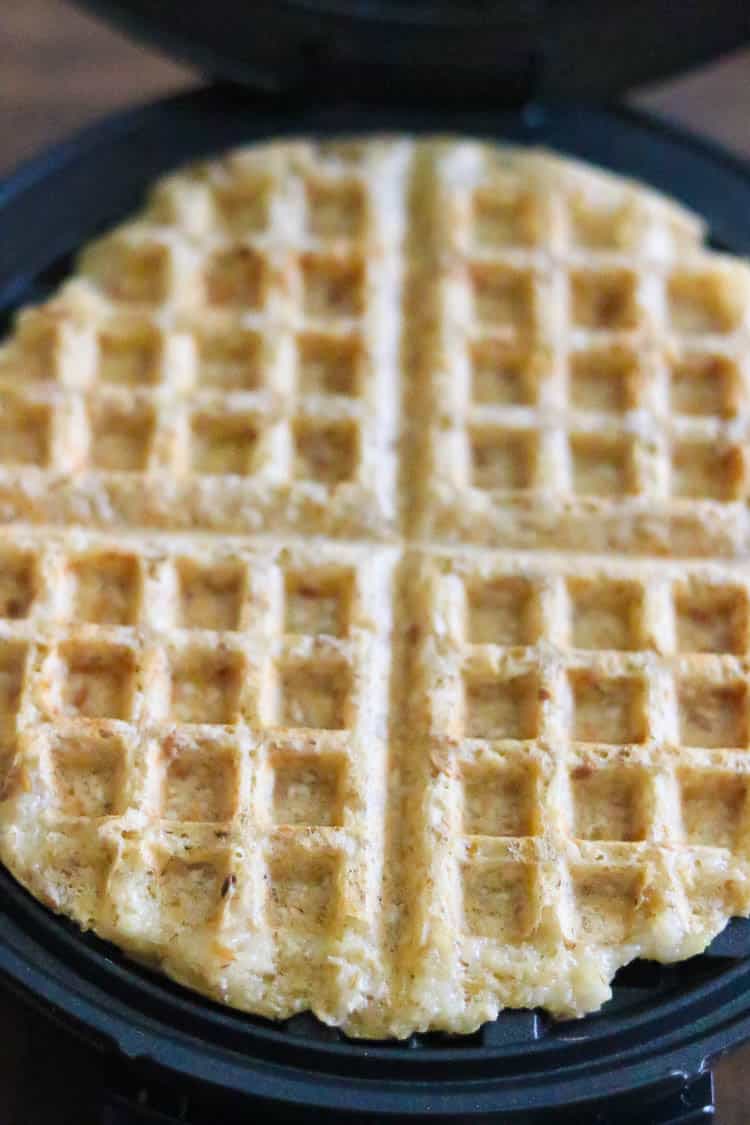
[3,87,750,1122]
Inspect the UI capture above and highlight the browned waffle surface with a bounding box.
[1,139,750,1038]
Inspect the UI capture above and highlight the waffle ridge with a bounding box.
[2,138,750,1038]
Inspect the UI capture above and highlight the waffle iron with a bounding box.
[3,5,750,1121]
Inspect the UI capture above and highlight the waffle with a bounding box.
[1,138,750,1038]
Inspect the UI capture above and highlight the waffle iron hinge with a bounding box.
[291,2,544,110]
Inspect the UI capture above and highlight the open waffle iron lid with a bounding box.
[2,6,750,1123]
[74,0,750,102]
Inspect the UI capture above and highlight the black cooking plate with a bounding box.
[3,88,750,1123]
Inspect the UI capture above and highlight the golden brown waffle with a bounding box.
[1,138,750,1038]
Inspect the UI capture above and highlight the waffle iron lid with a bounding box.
[74,0,750,102]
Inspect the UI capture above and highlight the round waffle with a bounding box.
[1,137,750,1038]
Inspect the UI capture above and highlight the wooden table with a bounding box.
[2,2,750,1120]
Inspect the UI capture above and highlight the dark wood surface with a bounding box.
[2,2,750,1121]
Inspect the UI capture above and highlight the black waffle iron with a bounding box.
[3,5,750,1121]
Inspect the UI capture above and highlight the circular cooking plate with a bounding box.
[3,88,750,1118]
